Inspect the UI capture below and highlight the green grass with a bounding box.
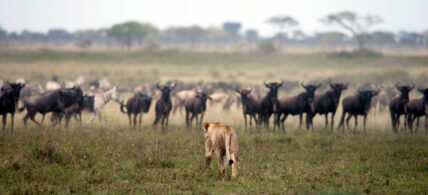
[1,50,428,193]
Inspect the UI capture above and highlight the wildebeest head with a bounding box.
[264,81,283,112]
[302,82,321,112]
[330,82,348,105]
[417,87,428,99]
[195,91,212,111]
[157,82,176,101]
[396,83,414,103]
[358,89,380,112]
[137,92,153,113]
[6,81,26,102]
[236,88,252,104]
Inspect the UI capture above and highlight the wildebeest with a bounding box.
[376,85,399,113]
[389,84,414,132]
[406,87,428,133]
[259,82,283,128]
[185,91,212,128]
[121,92,152,129]
[173,89,199,114]
[338,89,380,132]
[89,86,123,123]
[274,82,321,131]
[153,83,175,130]
[309,82,348,130]
[236,88,261,129]
[20,87,83,126]
[0,82,26,130]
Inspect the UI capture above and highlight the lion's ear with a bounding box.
[203,122,210,133]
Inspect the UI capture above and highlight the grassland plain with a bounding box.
[0,50,428,194]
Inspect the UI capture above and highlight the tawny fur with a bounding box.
[203,121,239,178]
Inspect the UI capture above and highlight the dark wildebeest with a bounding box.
[389,84,414,133]
[0,82,26,130]
[153,83,175,130]
[338,89,380,132]
[406,87,428,134]
[51,94,94,128]
[121,92,152,129]
[309,82,348,130]
[274,82,321,131]
[184,91,212,128]
[20,87,83,127]
[236,88,261,129]
[259,82,283,128]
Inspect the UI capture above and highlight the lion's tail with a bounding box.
[225,127,233,166]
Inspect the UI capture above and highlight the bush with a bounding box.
[257,42,276,54]
[328,49,383,59]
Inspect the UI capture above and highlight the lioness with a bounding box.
[203,121,239,178]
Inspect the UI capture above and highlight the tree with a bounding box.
[107,21,157,49]
[321,11,383,50]
[266,16,298,37]
[245,29,259,42]
[222,22,242,37]
[164,26,206,49]
[0,26,7,39]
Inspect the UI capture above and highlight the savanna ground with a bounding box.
[0,49,428,194]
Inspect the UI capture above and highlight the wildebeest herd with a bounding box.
[0,77,427,135]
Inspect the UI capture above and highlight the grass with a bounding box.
[0,49,428,193]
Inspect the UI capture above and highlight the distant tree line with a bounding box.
[0,11,427,50]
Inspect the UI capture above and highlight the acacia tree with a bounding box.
[266,16,299,38]
[107,21,157,49]
[266,16,298,50]
[321,11,383,51]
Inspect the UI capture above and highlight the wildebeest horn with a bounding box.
[344,82,349,89]
[301,82,307,88]
[410,83,415,90]
[417,87,426,93]
[264,81,270,88]
[329,81,334,88]
[395,83,402,90]
[278,81,283,88]
[235,88,241,93]
[316,83,322,88]
[156,82,161,90]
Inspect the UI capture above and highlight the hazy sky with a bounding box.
[0,0,427,36]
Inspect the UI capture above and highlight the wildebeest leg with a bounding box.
[128,113,132,128]
[199,112,205,129]
[299,114,303,128]
[133,114,137,129]
[10,113,14,131]
[425,114,428,135]
[243,113,247,129]
[23,112,30,126]
[331,112,335,131]
[194,114,199,128]
[30,115,41,126]
[139,113,143,130]
[338,112,346,131]
[165,113,170,129]
[185,111,190,128]
[325,114,328,129]
[280,114,288,132]
[2,114,6,130]
[354,115,358,129]
[363,114,367,132]
[306,113,312,130]
[390,112,396,132]
[345,114,352,130]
